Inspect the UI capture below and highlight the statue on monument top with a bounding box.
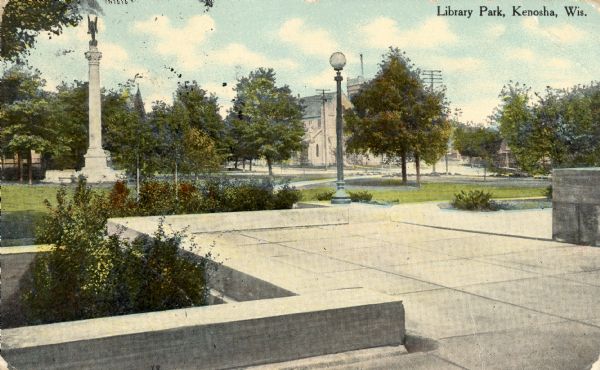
[87,15,98,46]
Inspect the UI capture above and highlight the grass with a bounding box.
[1,182,546,246]
[3,185,65,212]
[301,183,547,204]
[2,185,108,246]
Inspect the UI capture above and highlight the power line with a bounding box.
[421,69,443,91]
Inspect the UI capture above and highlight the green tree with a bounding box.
[494,82,600,174]
[495,83,547,174]
[103,86,160,179]
[231,68,305,176]
[453,125,503,180]
[345,48,450,184]
[45,80,88,170]
[174,81,225,153]
[0,64,53,184]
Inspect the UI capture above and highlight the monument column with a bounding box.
[78,16,120,183]
[84,46,103,155]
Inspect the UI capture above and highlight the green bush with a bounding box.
[271,184,302,209]
[24,178,208,325]
[544,185,553,199]
[349,190,373,203]
[315,190,335,201]
[451,189,498,211]
[107,178,300,216]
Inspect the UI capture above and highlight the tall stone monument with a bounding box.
[78,16,121,183]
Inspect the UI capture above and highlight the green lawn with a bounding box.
[300,183,547,203]
[3,185,64,213]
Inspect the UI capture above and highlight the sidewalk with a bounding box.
[110,203,600,369]
[189,203,600,369]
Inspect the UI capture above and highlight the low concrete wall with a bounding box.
[2,289,404,370]
[553,168,600,246]
[0,245,52,328]
[107,204,391,237]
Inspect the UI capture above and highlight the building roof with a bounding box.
[299,92,352,119]
[299,92,335,119]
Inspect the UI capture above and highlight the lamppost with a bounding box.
[329,52,351,204]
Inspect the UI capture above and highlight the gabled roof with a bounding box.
[299,92,352,119]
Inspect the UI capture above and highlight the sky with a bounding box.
[10,0,600,123]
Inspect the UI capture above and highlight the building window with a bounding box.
[316,144,319,157]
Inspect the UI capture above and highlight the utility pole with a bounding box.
[422,69,443,91]
[422,70,443,174]
[316,89,330,170]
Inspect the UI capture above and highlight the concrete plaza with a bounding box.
[183,203,600,369]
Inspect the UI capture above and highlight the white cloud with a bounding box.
[435,57,483,72]
[208,43,298,70]
[278,18,338,57]
[100,42,129,70]
[485,24,506,39]
[133,14,215,70]
[522,17,586,44]
[360,17,457,49]
[305,68,344,89]
[202,81,236,117]
[506,47,535,62]
[459,98,500,124]
[545,57,573,70]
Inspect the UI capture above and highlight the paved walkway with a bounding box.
[188,204,600,369]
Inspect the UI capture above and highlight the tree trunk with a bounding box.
[445,154,449,175]
[249,159,252,172]
[415,152,421,187]
[17,152,23,183]
[400,153,407,184]
[0,1,8,29]
[27,150,33,185]
[267,157,273,176]
[234,158,238,169]
[484,163,487,182]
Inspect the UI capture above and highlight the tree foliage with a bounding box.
[0,64,54,183]
[495,81,600,174]
[46,80,88,169]
[229,68,305,175]
[453,125,503,165]
[174,81,225,152]
[103,86,161,177]
[345,48,450,183]
[24,178,208,324]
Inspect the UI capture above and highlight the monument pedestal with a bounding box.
[78,148,122,183]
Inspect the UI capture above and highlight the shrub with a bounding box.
[315,190,335,201]
[349,190,373,203]
[108,180,137,217]
[451,189,498,211]
[271,184,302,209]
[106,178,299,217]
[138,181,176,216]
[24,178,208,324]
[544,185,553,199]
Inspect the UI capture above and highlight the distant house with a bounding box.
[1,151,43,181]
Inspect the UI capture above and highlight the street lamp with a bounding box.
[329,52,351,204]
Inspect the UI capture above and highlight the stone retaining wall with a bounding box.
[2,289,404,370]
[553,168,600,246]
